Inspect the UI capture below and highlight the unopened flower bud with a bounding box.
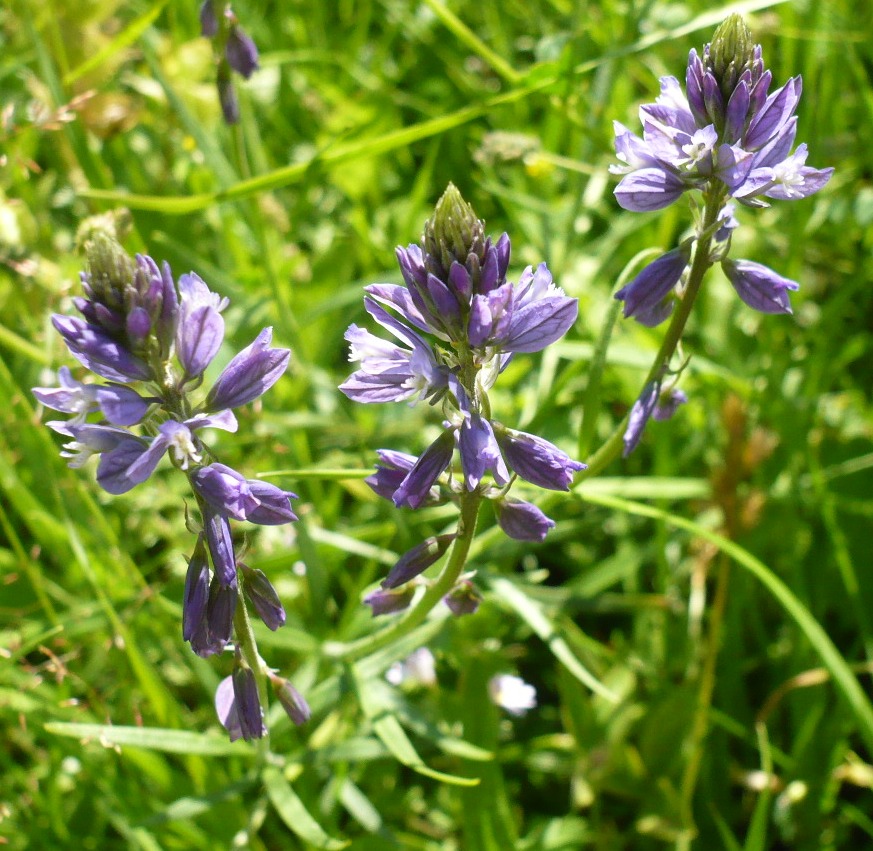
[363,586,415,616]
[422,183,486,281]
[241,563,286,630]
[443,580,481,616]
[269,673,311,726]
[382,534,456,590]
[708,15,756,99]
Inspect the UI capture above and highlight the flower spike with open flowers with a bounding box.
[341,184,584,618]
[609,15,832,453]
[33,224,307,741]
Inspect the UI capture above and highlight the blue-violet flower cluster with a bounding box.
[340,185,584,612]
[33,227,306,739]
[611,15,832,326]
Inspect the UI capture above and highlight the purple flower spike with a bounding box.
[225,26,259,79]
[495,427,586,491]
[615,249,688,324]
[183,535,210,642]
[722,258,798,314]
[207,327,291,411]
[364,586,415,616]
[382,534,456,590]
[392,430,455,509]
[191,463,297,526]
[494,498,556,542]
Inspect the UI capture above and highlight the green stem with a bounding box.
[676,555,732,848]
[324,491,483,662]
[575,187,726,482]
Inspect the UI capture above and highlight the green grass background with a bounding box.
[2,0,872,848]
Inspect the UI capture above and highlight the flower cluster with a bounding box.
[611,15,832,325]
[33,227,306,739]
[340,185,584,612]
[200,1,259,124]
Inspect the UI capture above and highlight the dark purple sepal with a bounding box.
[494,498,556,542]
[392,429,455,509]
[270,674,311,726]
[51,315,151,383]
[203,507,237,587]
[443,580,481,616]
[495,427,585,491]
[363,586,415,616]
[225,26,259,79]
[623,381,659,457]
[615,248,688,324]
[183,534,210,642]
[241,563,286,630]
[232,667,267,741]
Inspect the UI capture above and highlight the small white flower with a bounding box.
[489,674,537,716]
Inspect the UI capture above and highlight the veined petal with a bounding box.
[722,259,798,314]
[206,327,290,410]
[501,295,578,353]
[614,168,687,212]
[393,430,455,509]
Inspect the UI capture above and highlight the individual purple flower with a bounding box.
[203,507,237,588]
[382,534,456,590]
[494,426,586,491]
[443,581,481,616]
[494,498,556,542]
[33,366,151,427]
[199,0,219,37]
[225,25,259,79]
[653,388,688,421]
[391,430,455,509]
[241,563,286,630]
[191,575,237,657]
[722,259,798,314]
[206,327,291,410]
[51,315,151,383]
[215,668,267,742]
[269,673,311,726]
[623,382,687,456]
[364,586,415,616]
[191,463,297,525]
[458,413,510,490]
[614,247,690,326]
[217,67,240,125]
[182,536,211,642]
[366,449,443,506]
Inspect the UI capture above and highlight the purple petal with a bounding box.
[183,535,210,642]
[495,428,585,491]
[242,564,286,630]
[458,415,509,489]
[95,434,157,494]
[615,249,687,322]
[231,667,267,740]
[225,27,259,79]
[176,304,225,379]
[623,381,659,457]
[51,315,151,383]
[501,296,578,353]
[94,384,151,426]
[364,586,415,616]
[746,76,802,151]
[204,507,237,587]
[614,168,687,212]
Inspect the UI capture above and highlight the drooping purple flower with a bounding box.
[206,327,291,411]
[653,388,688,421]
[216,669,267,742]
[225,26,259,79]
[443,580,481,616]
[494,498,556,542]
[199,0,218,37]
[269,673,311,726]
[458,414,510,490]
[217,68,240,125]
[623,381,660,457]
[366,449,442,506]
[241,563,286,630]
[391,430,455,509]
[364,585,415,616]
[722,259,798,314]
[176,272,226,379]
[191,575,237,657]
[203,507,237,588]
[191,463,297,525]
[494,427,586,491]
[183,534,210,642]
[614,248,689,326]
[381,534,456,590]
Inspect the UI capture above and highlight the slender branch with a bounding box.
[324,491,483,662]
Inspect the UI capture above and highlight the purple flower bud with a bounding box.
[241,563,286,630]
[494,498,556,542]
[191,463,297,526]
[206,327,290,411]
[443,580,481,616]
[363,586,415,616]
[269,674,311,726]
[225,26,259,79]
[183,535,210,642]
[200,0,218,37]
[615,249,688,325]
[176,272,226,379]
[382,534,456,590]
[392,430,455,509]
[495,427,585,491]
[218,71,240,124]
[722,258,798,314]
[192,575,237,657]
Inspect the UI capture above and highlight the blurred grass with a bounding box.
[2,0,873,848]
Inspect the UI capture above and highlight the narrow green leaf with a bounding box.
[45,723,254,756]
[577,491,873,755]
[263,766,349,850]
